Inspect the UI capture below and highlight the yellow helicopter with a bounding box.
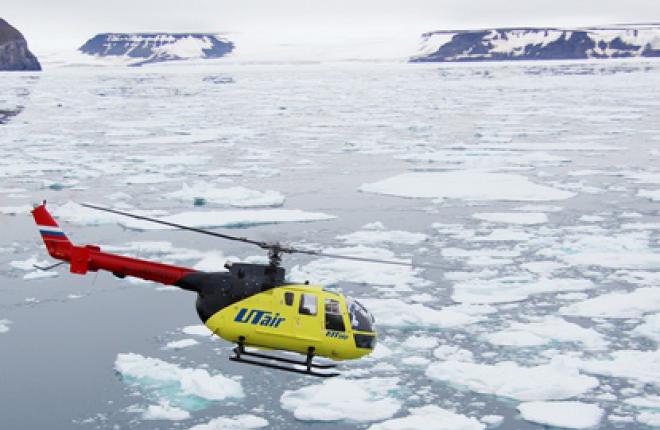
[32,202,436,377]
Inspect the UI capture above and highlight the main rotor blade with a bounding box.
[80,203,269,248]
[281,247,443,270]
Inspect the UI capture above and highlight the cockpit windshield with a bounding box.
[346,297,375,333]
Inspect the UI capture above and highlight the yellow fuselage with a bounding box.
[205,284,375,360]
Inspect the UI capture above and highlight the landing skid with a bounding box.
[230,338,340,378]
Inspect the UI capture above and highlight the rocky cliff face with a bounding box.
[0,18,41,71]
[412,24,660,62]
[79,33,234,66]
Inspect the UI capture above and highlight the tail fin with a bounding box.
[31,201,73,259]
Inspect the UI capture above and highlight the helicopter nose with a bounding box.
[354,333,376,349]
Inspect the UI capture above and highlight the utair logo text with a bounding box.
[234,308,285,328]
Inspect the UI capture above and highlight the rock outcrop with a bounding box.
[79,33,234,66]
[412,24,660,62]
[0,18,41,71]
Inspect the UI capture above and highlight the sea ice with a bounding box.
[367,405,485,430]
[517,401,604,429]
[0,319,11,334]
[280,377,401,422]
[114,353,243,405]
[165,183,285,208]
[484,316,608,350]
[473,212,548,225]
[452,277,595,304]
[181,325,212,336]
[401,335,439,350]
[426,358,599,401]
[53,201,335,229]
[289,246,424,288]
[164,339,199,350]
[637,412,660,427]
[560,287,660,318]
[188,414,269,430]
[638,189,660,201]
[360,171,575,202]
[625,395,660,408]
[359,299,485,329]
[337,228,428,246]
[432,345,474,362]
[142,401,191,421]
[632,313,660,341]
[574,349,660,386]
[0,205,31,215]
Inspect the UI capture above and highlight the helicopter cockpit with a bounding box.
[346,297,374,331]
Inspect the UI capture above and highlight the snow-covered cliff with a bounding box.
[412,24,660,62]
[0,18,41,71]
[79,33,234,66]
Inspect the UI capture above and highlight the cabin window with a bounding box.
[299,293,317,316]
[284,292,294,306]
[325,298,345,331]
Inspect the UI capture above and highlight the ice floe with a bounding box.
[367,405,485,430]
[517,401,603,429]
[165,183,285,208]
[337,225,428,246]
[573,349,660,386]
[473,212,547,225]
[637,412,660,427]
[633,313,660,342]
[9,256,59,280]
[0,205,31,215]
[359,299,485,329]
[625,395,660,408]
[0,319,11,334]
[164,339,199,350]
[54,201,335,229]
[560,287,660,318]
[181,325,212,336]
[638,189,660,201]
[545,231,660,269]
[188,414,268,430]
[426,358,599,401]
[114,353,243,408]
[289,246,425,288]
[142,401,191,421]
[360,171,575,202]
[484,316,608,350]
[452,277,595,304]
[280,377,401,422]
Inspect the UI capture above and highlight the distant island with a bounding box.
[411,24,660,62]
[79,33,234,66]
[0,18,41,71]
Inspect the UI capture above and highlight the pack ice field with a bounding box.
[1,60,660,430]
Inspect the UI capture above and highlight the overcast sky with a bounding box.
[4,0,660,57]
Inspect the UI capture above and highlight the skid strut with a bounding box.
[230,337,339,377]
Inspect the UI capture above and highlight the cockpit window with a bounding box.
[299,293,317,316]
[346,297,374,332]
[325,298,345,331]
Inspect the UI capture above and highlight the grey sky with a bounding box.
[4,0,660,54]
